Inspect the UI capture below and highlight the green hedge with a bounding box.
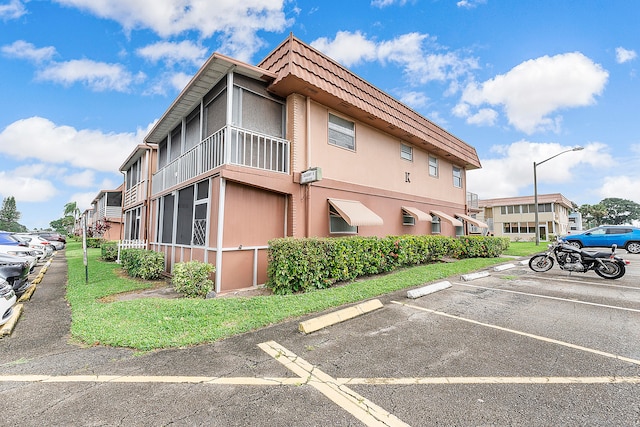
[120,248,165,280]
[266,235,509,295]
[172,260,216,298]
[86,237,106,248]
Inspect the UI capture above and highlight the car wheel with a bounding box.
[626,241,640,254]
[566,240,582,249]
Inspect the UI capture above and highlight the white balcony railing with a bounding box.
[152,125,290,195]
[123,181,147,207]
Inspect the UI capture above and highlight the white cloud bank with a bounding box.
[53,0,291,62]
[455,52,609,134]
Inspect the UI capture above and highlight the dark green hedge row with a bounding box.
[266,235,509,295]
[120,248,165,280]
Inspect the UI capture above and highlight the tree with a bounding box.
[600,198,640,225]
[50,217,75,235]
[64,201,81,220]
[0,196,27,232]
[577,203,608,228]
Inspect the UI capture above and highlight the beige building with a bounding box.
[478,193,573,242]
[119,34,486,293]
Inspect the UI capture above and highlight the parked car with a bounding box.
[0,245,37,271]
[37,232,66,246]
[19,233,64,251]
[0,253,31,297]
[0,231,27,247]
[561,225,640,253]
[12,234,54,258]
[0,279,16,326]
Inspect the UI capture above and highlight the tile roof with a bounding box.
[259,34,481,169]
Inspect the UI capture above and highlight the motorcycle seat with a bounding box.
[582,250,612,258]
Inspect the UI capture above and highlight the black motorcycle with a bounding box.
[528,240,629,279]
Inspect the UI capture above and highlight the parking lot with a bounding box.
[0,252,639,426]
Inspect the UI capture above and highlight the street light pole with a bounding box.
[534,146,584,245]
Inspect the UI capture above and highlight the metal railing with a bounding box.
[123,181,147,207]
[152,125,290,195]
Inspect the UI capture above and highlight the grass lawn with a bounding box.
[65,240,541,351]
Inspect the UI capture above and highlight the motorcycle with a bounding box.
[528,239,629,279]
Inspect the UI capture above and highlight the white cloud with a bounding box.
[136,40,208,66]
[53,0,290,62]
[467,141,613,200]
[0,117,146,172]
[466,108,498,126]
[311,31,377,67]
[399,91,429,109]
[70,191,101,212]
[457,52,609,134]
[311,31,478,85]
[1,40,57,63]
[62,170,97,188]
[371,0,411,8]
[596,176,640,202]
[457,0,487,9]
[0,170,58,203]
[36,59,145,92]
[0,0,26,20]
[615,47,637,64]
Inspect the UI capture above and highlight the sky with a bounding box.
[1,0,639,230]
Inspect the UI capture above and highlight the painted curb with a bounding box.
[460,271,490,281]
[18,285,36,302]
[407,281,451,299]
[0,304,23,336]
[493,263,516,271]
[299,299,384,334]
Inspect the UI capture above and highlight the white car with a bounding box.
[0,245,37,271]
[0,279,16,326]
[12,234,54,258]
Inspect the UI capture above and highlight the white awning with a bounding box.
[401,206,432,222]
[430,210,464,227]
[328,198,384,226]
[455,213,489,228]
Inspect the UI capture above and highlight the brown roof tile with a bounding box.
[259,34,481,169]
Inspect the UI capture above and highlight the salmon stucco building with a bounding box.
[120,34,484,293]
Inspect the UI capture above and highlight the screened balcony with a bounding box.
[152,125,290,195]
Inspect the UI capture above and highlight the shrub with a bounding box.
[120,248,165,280]
[100,242,118,262]
[86,237,106,248]
[266,234,508,295]
[171,261,216,298]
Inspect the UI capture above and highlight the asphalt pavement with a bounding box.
[0,250,639,426]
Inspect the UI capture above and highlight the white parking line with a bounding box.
[453,282,640,313]
[258,340,410,427]
[392,301,640,366]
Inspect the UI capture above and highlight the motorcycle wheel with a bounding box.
[529,255,554,272]
[594,260,625,279]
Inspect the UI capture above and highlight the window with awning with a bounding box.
[328,199,383,228]
[401,206,433,222]
[455,213,489,228]
[430,210,463,227]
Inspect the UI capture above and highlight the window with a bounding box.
[453,166,462,188]
[170,125,182,162]
[402,213,415,226]
[184,108,201,152]
[400,143,413,161]
[176,186,194,245]
[431,216,441,234]
[160,194,175,244]
[106,192,122,207]
[329,205,357,234]
[193,180,209,246]
[328,113,355,151]
[429,155,438,177]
